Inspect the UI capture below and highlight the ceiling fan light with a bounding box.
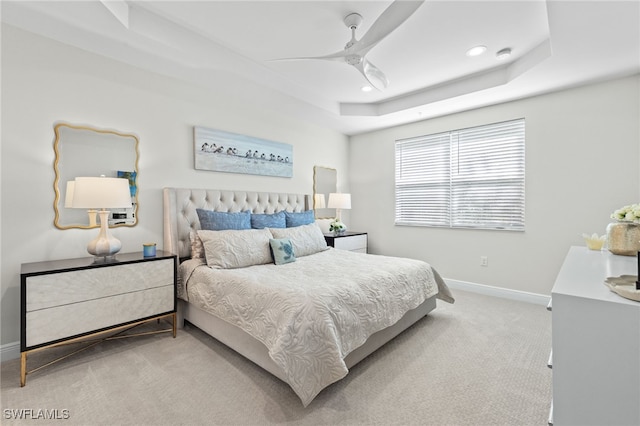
[466,45,487,57]
[496,47,512,60]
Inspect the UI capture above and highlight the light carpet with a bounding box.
[1,290,552,425]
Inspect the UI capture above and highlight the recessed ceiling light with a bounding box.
[361,85,373,92]
[496,48,512,60]
[466,45,487,57]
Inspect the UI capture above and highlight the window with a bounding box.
[395,118,525,230]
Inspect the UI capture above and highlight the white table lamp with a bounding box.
[64,180,75,208]
[64,180,98,227]
[71,176,132,258]
[314,193,326,209]
[328,193,351,222]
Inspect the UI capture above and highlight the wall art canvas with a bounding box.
[194,126,293,178]
[117,170,137,197]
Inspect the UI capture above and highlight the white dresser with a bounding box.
[20,251,177,386]
[551,246,640,425]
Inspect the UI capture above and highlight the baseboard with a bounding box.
[444,278,551,306]
[1,341,20,362]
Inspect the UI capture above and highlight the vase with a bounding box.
[606,221,640,256]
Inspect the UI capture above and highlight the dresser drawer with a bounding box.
[26,285,173,347]
[333,234,367,252]
[26,258,174,311]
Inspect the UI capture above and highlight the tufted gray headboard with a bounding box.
[163,188,311,260]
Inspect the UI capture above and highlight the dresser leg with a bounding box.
[172,313,177,338]
[20,352,27,387]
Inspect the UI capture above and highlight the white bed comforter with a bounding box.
[180,248,453,406]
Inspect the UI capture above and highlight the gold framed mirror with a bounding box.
[53,123,139,229]
[313,166,337,219]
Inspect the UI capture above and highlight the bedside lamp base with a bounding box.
[87,210,122,258]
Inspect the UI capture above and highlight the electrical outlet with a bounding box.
[480,256,488,267]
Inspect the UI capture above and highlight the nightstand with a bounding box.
[20,251,177,386]
[324,232,368,253]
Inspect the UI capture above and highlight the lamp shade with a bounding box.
[72,177,132,209]
[328,193,351,210]
[314,194,326,209]
[64,180,75,208]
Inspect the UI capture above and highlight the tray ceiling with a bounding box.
[2,1,639,135]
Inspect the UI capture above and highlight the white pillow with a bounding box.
[190,231,205,259]
[197,228,273,269]
[269,223,328,257]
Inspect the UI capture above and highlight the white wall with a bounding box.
[349,75,640,296]
[0,25,349,347]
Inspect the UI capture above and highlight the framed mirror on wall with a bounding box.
[313,166,337,219]
[53,122,139,229]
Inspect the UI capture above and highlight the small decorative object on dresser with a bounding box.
[607,203,640,256]
[143,242,157,257]
[329,219,346,235]
[581,232,606,250]
[604,274,640,301]
[20,251,177,386]
[324,231,368,253]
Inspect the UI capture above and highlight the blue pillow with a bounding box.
[269,238,296,265]
[196,209,251,231]
[251,211,286,229]
[284,210,314,227]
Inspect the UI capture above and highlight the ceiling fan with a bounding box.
[277,0,424,91]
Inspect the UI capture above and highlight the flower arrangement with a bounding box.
[611,203,640,223]
[329,219,346,233]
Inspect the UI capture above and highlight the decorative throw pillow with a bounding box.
[251,211,286,229]
[197,228,273,269]
[284,210,315,227]
[269,223,328,257]
[190,230,205,259]
[196,209,251,231]
[269,238,296,265]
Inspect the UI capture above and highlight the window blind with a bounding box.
[395,118,525,230]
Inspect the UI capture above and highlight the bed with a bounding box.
[163,187,453,406]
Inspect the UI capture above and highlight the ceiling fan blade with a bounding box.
[352,0,424,55]
[355,59,389,91]
[270,50,345,63]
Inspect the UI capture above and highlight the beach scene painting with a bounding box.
[194,126,293,178]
